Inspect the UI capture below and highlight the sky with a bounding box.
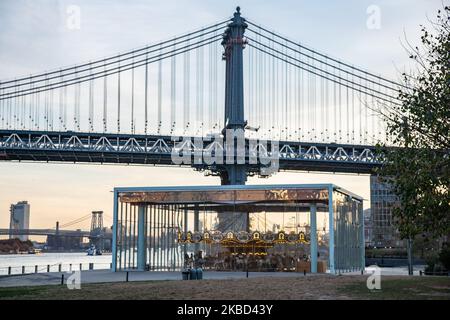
[0,0,446,235]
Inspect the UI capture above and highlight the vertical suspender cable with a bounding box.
[325,59,329,141]
[338,67,342,141]
[117,65,121,133]
[196,35,200,134]
[170,41,176,134]
[295,46,299,140]
[248,40,252,132]
[198,31,204,134]
[144,54,148,134]
[333,76,337,141]
[364,78,368,144]
[58,73,63,131]
[297,45,301,140]
[6,91,10,129]
[49,82,53,130]
[320,60,324,142]
[262,36,267,139]
[371,81,375,141]
[36,88,40,130]
[183,40,190,134]
[44,79,48,130]
[74,71,80,131]
[103,62,108,133]
[359,77,363,143]
[171,49,176,135]
[89,68,94,132]
[158,45,162,134]
[346,71,349,143]
[44,86,47,130]
[31,81,34,129]
[0,88,3,128]
[284,40,288,140]
[352,73,355,142]
[213,33,218,130]
[313,54,317,141]
[131,61,135,134]
[208,39,213,132]
[63,85,67,130]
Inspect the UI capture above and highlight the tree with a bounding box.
[377,7,450,241]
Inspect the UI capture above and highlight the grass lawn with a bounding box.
[0,275,449,300]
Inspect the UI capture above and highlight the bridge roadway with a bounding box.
[0,228,112,239]
[0,130,381,174]
[0,228,91,238]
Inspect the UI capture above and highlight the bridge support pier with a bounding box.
[137,205,147,271]
[220,165,247,186]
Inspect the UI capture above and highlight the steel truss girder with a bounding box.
[0,130,381,174]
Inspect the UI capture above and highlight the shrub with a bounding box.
[424,252,440,273]
[438,244,450,271]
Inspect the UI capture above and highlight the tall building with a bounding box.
[363,209,373,247]
[9,201,30,241]
[370,176,404,248]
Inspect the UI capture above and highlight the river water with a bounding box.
[0,252,112,275]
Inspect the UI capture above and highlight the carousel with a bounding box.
[178,229,311,271]
[111,184,365,274]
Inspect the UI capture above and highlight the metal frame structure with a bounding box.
[112,184,365,274]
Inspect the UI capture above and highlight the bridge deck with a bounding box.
[0,130,380,174]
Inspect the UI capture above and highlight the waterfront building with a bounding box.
[370,176,404,248]
[9,201,30,242]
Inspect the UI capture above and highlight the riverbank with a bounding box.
[0,239,33,254]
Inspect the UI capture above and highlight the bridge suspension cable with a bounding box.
[0,19,227,136]
[59,213,92,229]
[246,21,404,89]
[0,20,228,89]
[243,20,402,145]
[0,33,222,99]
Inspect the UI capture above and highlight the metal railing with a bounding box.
[0,262,112,276]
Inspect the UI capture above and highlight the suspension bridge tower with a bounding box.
[216,7,250,232]
[220,6,248,186]
[90,211,104,249]
[90,211,104,232]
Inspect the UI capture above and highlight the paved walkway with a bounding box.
[0,266,426,288]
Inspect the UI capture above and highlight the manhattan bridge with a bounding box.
[0,7,402,187]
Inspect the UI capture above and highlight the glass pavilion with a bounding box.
[111,184,365,274]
